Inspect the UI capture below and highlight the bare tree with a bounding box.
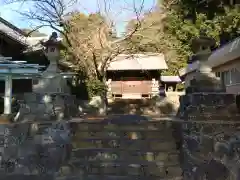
[4,0,151,76]
[5,0,155,75]
[4,0,154,113]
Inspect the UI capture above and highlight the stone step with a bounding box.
[66,160,182,178]
[149,141,177,151]
[69,159,180,167]
[185,114,240,121]
[155,152,179,162]
[166,166,183,177]
[56,175,183,180]
[185,105,234,113]
[71,149,179,158]
[76,124,173,131]
[180,93,235,106]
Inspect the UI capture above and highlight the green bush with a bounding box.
[176,83,184,91]
[86,79,107,98]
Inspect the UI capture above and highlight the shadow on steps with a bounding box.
[107,97,178,116]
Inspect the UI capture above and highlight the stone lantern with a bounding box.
[33,32,70,93]
[186,30,225,93]
[41,32,63,73]
[177,31,238,180]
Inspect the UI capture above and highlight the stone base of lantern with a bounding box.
[177,66,239,180]
[33,73,70,94]
[13,93,79,122]
[187,70,225,93]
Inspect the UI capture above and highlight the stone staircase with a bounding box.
[0,115,183,180]
[0,93,184,180]
[67,115,182,180]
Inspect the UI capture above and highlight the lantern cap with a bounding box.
[41,32,64,49]
[191,29,216,52]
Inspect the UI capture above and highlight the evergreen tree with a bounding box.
[126,0,240,75]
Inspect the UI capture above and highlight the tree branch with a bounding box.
[4,0,152,81]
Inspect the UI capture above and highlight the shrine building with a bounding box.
[106,53,168,99]
[160,76,182,92]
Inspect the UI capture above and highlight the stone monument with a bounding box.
[177,31,239,180]
[1,33,79,175]
[33,32,70,93]
[15,32,78,123]
[0,49,75,174]
[186,30,225,93]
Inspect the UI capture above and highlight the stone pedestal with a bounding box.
[178,92,238,179]
[16,32,76,122]
[16,93,79,122]
[177,32,240,180]
[33,73,70,94]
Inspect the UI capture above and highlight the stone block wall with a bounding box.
[15,93,79,122]
[177,92,240,180]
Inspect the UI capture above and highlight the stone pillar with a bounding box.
[4,75,12,114]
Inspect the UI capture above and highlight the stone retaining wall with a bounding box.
[177,93,240,180]
[14,93,79,122]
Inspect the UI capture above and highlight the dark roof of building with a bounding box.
[0,17,27,36]
[107,53,168,71]
[161,76,181,82]
[0,17,28,46]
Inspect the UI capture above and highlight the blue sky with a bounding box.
[0,0,156,35]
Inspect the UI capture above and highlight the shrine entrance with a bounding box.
[105,53,168,99]
[107,70,159,99]
[120,77,146,95]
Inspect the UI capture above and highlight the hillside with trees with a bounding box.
[125,0,240,75]
[4,0,240,93]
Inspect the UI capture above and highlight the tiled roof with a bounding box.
[23,36,63,53]
[0,17,28,46]
[24,36,49,52]
[0,17,57,51]
[208,37,240,67]
[107,53,168,71]
[161,76,181,82]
